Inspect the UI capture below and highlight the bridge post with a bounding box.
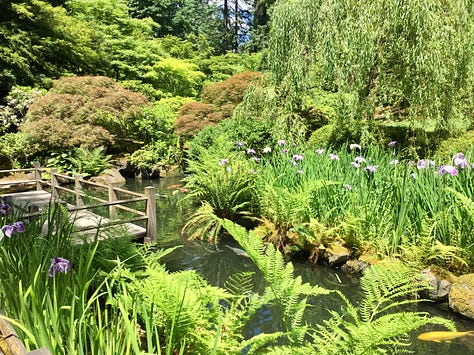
[144,186,157,243]
[75,174,84,207]
[108,184,118,218]
[50,168,59,200]
[34,162,42,191]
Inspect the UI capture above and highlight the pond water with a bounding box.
[125,177,474,354]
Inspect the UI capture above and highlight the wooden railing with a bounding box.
[0,165,157,242]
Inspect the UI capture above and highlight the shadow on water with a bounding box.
[126,177,474,354]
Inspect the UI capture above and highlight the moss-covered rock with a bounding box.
[448,274,474,320]
[326,244,351,266]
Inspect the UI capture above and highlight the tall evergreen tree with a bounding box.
[246,0,276,52]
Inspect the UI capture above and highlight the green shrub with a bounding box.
[436,130,474,162]
[0,132,32,168]
[127,140,176,172]
[307,124,335,149]
[46,146,112,178]
[133,96,192,143]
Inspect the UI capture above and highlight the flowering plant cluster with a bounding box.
[0,202,71,277]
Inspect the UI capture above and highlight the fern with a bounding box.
[219,218,331,345]
[358,261,428,322]
[305,261,456,354]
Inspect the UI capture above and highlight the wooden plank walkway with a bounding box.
[0,166,156,242]
[1,190,147,240]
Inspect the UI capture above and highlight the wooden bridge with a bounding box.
[0,165,157,243]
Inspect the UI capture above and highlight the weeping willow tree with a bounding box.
[267,0,474,135]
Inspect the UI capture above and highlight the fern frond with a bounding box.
[181,201,222,242]
[225,272,255,297]
[351,312,456,354]
[445,186,474,225]
[359,261,429,322]
[240,332,286,355]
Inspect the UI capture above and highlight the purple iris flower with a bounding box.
[439,165,458,176]
[354,156,366,163]
[0,204,10,217]
[13,221,24,233]
[453,153,468,169]
[1,221,25,238]
[351,162,360,169]
[246,148,256,155]
[251,156,261,162]
[316,148,324,155]
[417,159,435,169]
[282,149,288,154]
[278,140,286,146]
[329,153,339,161]
[237,141,245,148]
[292,143,297,147]
[388,141,397,148]
[218,158,229,166]
[292,154,304,161]
[1,224,14,238]
[49,257,71,277]
[364,165,377,173]
[350,143,361,150]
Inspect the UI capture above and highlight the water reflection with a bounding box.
[127,177,474,354]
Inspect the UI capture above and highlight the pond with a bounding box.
[125,177,474,354]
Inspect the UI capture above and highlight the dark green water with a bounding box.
[126,177,474,354]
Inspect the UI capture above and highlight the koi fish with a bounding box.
[417,330,474,343]
[166,183,182,189]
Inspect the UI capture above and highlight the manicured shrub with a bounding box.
[173,102,217,140]
[20,76,151,154]
[436,130,474,162]
[307,124,335,149]
[201,71,263,106]
[174,71,263,140]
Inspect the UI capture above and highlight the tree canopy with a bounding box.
[267,0,474,132]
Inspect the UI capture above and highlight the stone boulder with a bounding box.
[341,259,367,274]
[421,267,456,302]
[89,168,126,186]
[448,273,474,320]
[326,244,351,266]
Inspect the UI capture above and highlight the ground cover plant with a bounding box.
[183,139,474,273]
[0,200,455,354]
